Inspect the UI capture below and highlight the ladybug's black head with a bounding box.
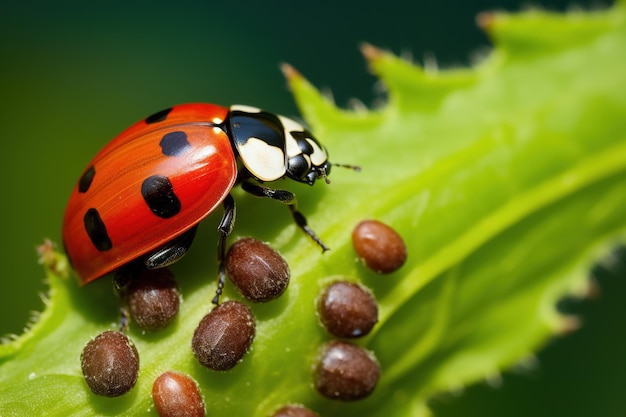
[285,131,330,185]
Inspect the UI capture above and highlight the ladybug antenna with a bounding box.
[320,163,361,185]
[332,163,362,172]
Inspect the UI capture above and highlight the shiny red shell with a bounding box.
[63,103,237,284]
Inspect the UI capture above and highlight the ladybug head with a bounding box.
[285,130,331,185]
[227,106,358,185]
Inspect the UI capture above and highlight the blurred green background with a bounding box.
[1,1,624,416]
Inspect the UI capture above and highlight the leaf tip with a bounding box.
[360,42,386,63]
[485,372,503,388]
[558,315,582,335]
[583,278,601,300]
[36,239,69,279]
[279,62,302,82]
[475,11,499,33]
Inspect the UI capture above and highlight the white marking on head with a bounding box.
[306,139,327,166]
[231,104,262,114]
[279,116,307,157]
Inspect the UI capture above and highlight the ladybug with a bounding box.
[63,103,354,303]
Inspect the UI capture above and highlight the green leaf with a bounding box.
[2,3,626,416]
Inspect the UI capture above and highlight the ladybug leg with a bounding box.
[113,264,142,332]
[213,194,236,305]
[241,181,329,252]
[144,226,198,269]
[118,306,130,332]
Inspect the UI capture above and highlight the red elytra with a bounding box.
[63,104,236,284]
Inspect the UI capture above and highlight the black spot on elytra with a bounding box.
[145,108,173,124]
[84,208,112,251]
[141,175,181,218]
[79,165,96,193]
[159,131,191,156]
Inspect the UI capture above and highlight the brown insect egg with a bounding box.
[225,237,290,302]
[318,281,378,338]
[192,300,256,371]
[152,371,206,417]
[80,331,139,397]
[352,220,407,273]
[126,268,180,330]
[315,340,380,401]
[271,404,319,417]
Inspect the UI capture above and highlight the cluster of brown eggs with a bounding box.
[80,219,406,416]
